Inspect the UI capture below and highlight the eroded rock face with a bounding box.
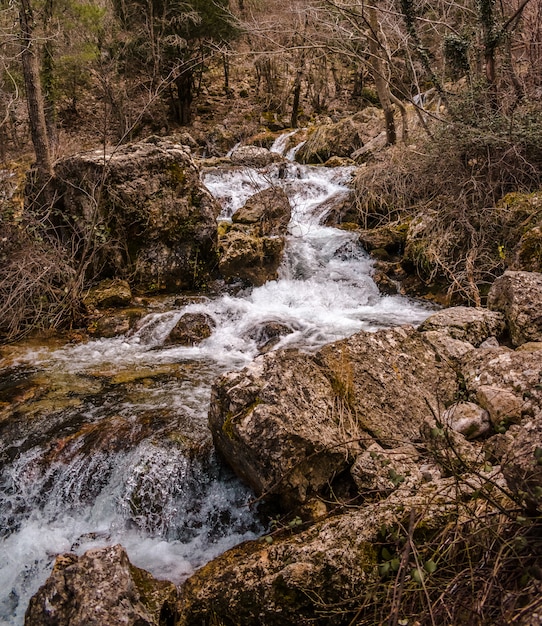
[24,545,178,626]
[218,188,292,286]
[487,271,542,346]
[418,307,506,347]
[53,137,220,292]
[209,325,458,508]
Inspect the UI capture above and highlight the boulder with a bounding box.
[350,443,422,495]
[218,229,285,286]
[512,225,542,273]
[178,475,498,625]
[24,545,178,626]
[218,188,292,286]
[295,109,381,164]
[83,279,132,309]
[165,312,215,345]
[208,325,458,508]
[88,308,146,338]
[232,187,291,236]
[501,411,542,512]
[418,306,506,347]
[441,401,492,439]
[420,330,476,365]
[460,343,542,427]
[230,145,283,168]
[53,137,220,292]
[487,271,542,346]
[357,223,408,256]
[246,321,294,353]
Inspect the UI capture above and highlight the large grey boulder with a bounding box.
[487,271,542,346]
[209,325,458,508]
[24,545,178,626]
[218,188,292,286]
[501,411,542,512]
[53,137,220,292]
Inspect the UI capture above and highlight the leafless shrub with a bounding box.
[0,218,87,342]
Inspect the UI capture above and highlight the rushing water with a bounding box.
[0,136,433,625]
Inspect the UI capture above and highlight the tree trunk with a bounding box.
[290,69,303,128]
[19,0,52,177]
[175,69,193,126]
[367,1,396,145]
[19,0,52,179]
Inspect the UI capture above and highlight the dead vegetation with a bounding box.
[353,100,542,304]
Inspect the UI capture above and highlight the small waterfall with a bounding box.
[0,133,434,625]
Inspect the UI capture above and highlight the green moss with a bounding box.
[222,412,236,439]
[167,162,186,187]
[217,221,232,239]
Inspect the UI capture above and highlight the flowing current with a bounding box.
[0,136,433,625]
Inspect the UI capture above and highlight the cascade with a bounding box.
[0,136,433,625]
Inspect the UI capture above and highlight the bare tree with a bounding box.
[18,0,52,179]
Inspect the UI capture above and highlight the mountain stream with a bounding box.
[0,135,434,625]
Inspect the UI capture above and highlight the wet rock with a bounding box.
[218,188,292,286]
[487,271,542,346]
[372,271,398,295]
[418,306,506,347]
[232,188,291,236]
[460,344,542,427]
[295,109,381,164]
[209,326,458,508]
[358,222,408,256]
[53,138,220,292]
[89,308,146,338]
[230,145,283,168]
[24,544,178,626]
[247,321,293,352]
[218,229,285,286]
[441,401,491,439]
[165,312,215,345]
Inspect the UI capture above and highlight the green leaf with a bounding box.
[381,547,392,561]
[378,562,391,577]
[424,559,437,574]
[411,568,424,583]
